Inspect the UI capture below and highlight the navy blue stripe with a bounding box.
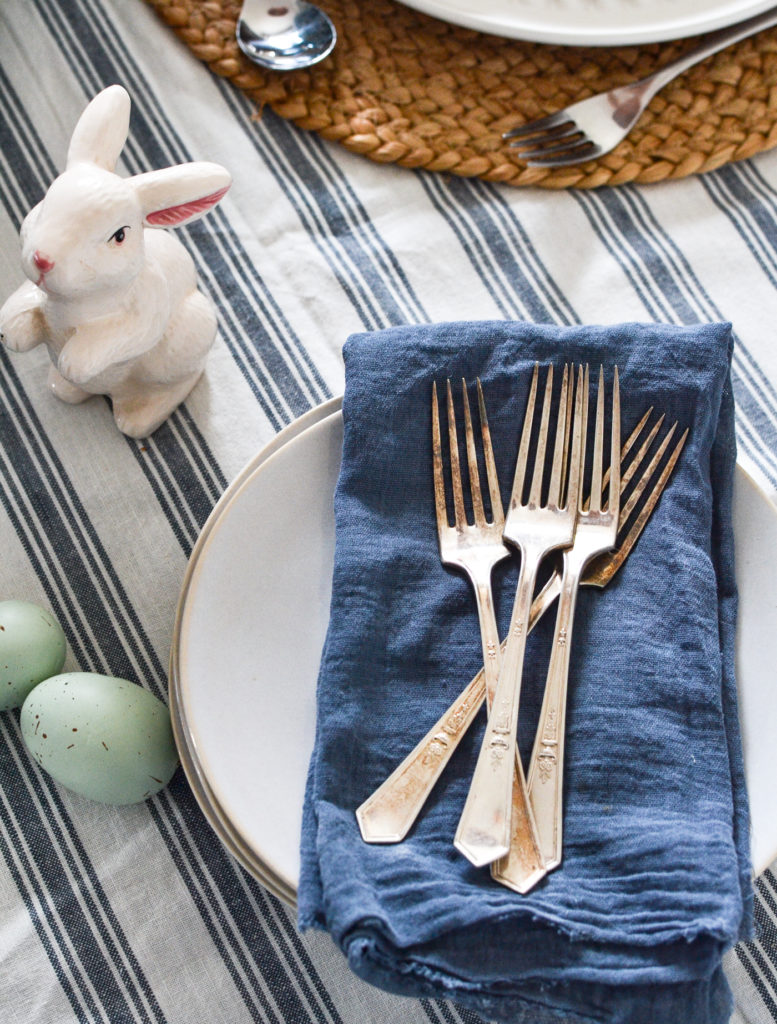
[0,354,163,685]
[705,172,777,289]
[424,174,579,326]
[463,178,579,326]
[219,83,427,330]
[418,173,566,324]
[573,190,677,322]
[173,403,228,499]
[702,164,777,410]
[0,724,96,1022]
[292,114,430,325]
[734,942,777,1019]
[608,185,777,482]
[131,426,210,552]
[0,64,58,186]
[154,781,343,1024]
[574,186,777,486]
[159,776,343,1023]
[1,719,166,1022]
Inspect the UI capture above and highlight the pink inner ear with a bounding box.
[146,185,229,227]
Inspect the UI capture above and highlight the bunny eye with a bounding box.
[109,226,130,245]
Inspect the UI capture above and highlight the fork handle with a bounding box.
[523,549,585,871]
[355,579,502,846]
[454,548,543,867]
[636,7,777,103]
[355,571,563,844]
[475,581,546,894]
[355,662,489,843]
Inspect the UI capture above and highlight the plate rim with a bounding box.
[169,397,342,907]
[394,0,777,46]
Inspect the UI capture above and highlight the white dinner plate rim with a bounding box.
[394,0,777,46]
[169,397,341,907]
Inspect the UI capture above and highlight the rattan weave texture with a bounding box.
[146,0,777,188]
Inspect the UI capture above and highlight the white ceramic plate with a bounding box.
[395,0,777,46]
[172,400,777,900]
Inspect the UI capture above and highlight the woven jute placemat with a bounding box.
[145,0,777,188]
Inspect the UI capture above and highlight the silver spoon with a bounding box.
[236,0,336,71]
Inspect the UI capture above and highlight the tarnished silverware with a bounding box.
[357,378,545,890]
[356,406,686,854]
[502,5,777,167]
[499,366,620,880]
[455,364,583,868]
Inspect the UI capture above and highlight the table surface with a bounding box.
[1,1,776,1022]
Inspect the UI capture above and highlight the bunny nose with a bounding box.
[33,251,55,273]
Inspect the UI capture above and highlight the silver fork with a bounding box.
[502,5,777,167]
[438,379,547,889]
[454,364,583,868]
[510,367,620,877]
[373,378,546,886]
[355,408,687,849]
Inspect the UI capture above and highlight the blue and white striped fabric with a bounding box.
[0,1,776,1022]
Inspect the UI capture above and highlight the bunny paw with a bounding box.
[0,283,46,353]
[113,374,200,438]
[47,364,91,404]
[58,343,103,386]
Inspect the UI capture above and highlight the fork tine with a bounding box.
[590,427,688,583]
[528,365,555,507]
[502,110,573,140]
[461,380,486,527]
[476,378,504,528]
[509,122,584,150]
[609,367,621,513]
[619,421,678,527]
[525,143,603,168]
[510,363,539,508]
[566,365,586,513]
[432,382,448,533]
[616,412,663,494]
[621,407,653,462]
[559,364,575,502]
[588,366,606,514]
[446,380,467,530]
[546,364,570,507]
[511,131,589,160]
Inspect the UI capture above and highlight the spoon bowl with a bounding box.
[236,0,336,71]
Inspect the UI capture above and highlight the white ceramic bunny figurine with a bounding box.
[0,85,231,438]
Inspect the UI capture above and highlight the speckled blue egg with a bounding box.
[0,600,67,712]
[21,672,179,804]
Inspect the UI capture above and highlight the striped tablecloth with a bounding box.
[1,1,776,1021]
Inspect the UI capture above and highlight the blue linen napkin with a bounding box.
[298,320,752,1024]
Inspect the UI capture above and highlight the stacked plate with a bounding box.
[169,398,777,908]
[396,0,777,45]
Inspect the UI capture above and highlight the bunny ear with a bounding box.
[66,85,131,171]
[132,163,231,228]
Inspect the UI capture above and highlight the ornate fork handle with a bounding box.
[355,572,561,844]
[523,548,585,870]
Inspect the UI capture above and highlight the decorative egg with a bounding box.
[0,600,67,712]
[20,672,179,804]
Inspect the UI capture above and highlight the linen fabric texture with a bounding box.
[298,320,751,1024]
